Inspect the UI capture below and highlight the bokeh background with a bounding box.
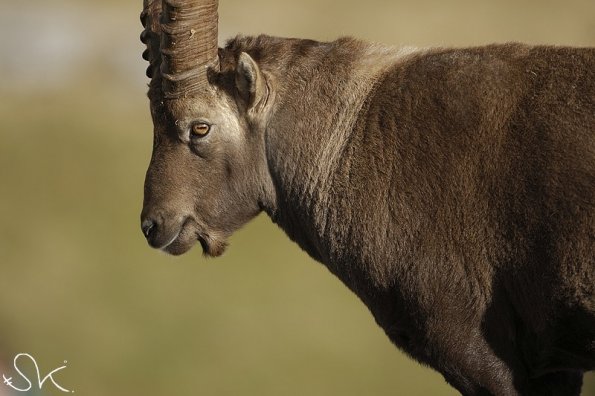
[0,0,593,395]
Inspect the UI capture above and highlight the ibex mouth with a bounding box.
[159,217,196,255]
[159,218,227,257]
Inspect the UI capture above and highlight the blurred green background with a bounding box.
[0,0,593,395]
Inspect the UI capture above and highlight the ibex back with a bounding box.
[139,1,595,394]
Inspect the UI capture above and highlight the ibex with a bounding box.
[139,0,595,394]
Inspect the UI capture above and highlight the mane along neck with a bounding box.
[247,36,416,278]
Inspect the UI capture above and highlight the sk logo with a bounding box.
[2,353,73,393]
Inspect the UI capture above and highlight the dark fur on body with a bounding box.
[142,35,595,395]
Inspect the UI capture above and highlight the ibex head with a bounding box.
[140,0,274,256]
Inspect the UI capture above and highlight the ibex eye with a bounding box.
[191,123,210,137]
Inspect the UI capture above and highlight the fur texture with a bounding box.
[142,35,595,395]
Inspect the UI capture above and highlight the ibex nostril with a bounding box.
[141,218,156,239]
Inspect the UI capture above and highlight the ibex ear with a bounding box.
[235,52,267,111]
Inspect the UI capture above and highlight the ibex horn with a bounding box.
[140,0,164,100]
[160,0,219,98]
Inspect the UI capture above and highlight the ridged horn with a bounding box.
[140,0,164,100]
[160,0,219,98]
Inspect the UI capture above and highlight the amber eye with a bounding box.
[191,123,210,137]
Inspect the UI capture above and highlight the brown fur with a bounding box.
[141,35,595,395]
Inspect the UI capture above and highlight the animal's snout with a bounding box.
[141,218,157,240]
[140,208,203,255]
[140,210,191,251]
[140,213,170,249]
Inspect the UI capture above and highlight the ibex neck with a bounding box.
[260,37,415,268]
